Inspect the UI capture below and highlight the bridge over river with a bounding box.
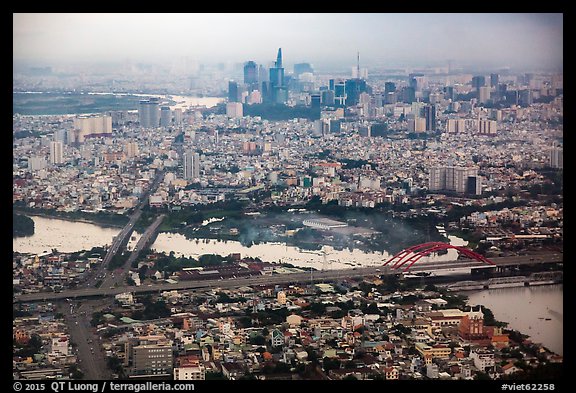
[14,252,563,303]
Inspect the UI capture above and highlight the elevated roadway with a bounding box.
[14,252,562,303]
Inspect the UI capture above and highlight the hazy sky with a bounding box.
[13,13,563,71]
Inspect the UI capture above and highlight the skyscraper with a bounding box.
[228,81,240,103]
[384,82,396,94]
[472,75,486,92]
[173,108,183,126]
[334,81,346,107]
[243,61,258,91]
[50,141,63,165]
[139,98,160,128]
[490,73,499,87]
[478,87,491,104]
[423,104,436,131]
[160,106,172,127]
[549,146,563,169]
[268,48,287,104]
[344,78,367,106]
[183,150,200,180]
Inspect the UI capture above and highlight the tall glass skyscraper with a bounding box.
[268,48,287,104]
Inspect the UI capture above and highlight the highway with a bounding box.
[86,170,164,288]
[101,214,166,289]
[14,252,563,303]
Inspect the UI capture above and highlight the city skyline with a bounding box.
[13,13,563,72]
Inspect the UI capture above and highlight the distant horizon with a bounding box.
[13,13,563,74]
[12,57,560,76]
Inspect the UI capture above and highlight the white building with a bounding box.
[115,292,135,306]
[477,119,498,135]
[479,86,491,104]
[426,363,439,379]
[470,349,495,372]
[429,166,481,195]
[173,365,205,380]
[183,150,200,180]
[549,147,563,169]
[72,115,112,143]
[28,156,47,171]
[125,142,139,158]
[50,141,64,165]
[446,118,466,133]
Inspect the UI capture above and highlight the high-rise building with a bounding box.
[423,104,436,131]
[247,90,262,105]
[138,98,160,128]
[228,81,240,103]
[490,73,499,87]
[384,82,396,94]
[519,89,533,107]
[160,106,172,127]
[183,150,200,180]
[50,141,64,165]
[28,156,47,171]
[446,118,466,133]
[310,93,321,108]
[477,119,498,135]
[549,146,563,169]
[268,48,287,104]
[173,108,183,126]
[409,73,425,92]
[226,102,243,118]
[401,86,416,103]
[472,75,486,91]
[334,81,346,107]
[344,78,367,106]
[125,141,139,158]
[429,166,481,195]
[443,86,455,101]
[478,86,491,104]
[71,115,113,144]
[408,116,427,133]
[321,89,335,106]
[243,61,258,91]
[53,129,68,145]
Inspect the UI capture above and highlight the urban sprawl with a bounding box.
[13,50,563,381]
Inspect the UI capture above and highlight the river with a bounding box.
[13,91,223,116]
[13,215,467,271]
[463,284,563,355]
[13,215,563,354]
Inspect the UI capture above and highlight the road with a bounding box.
[57,300,112,380]
[101,214,166,289]
[15,252,563,303]
[86,170,164,288]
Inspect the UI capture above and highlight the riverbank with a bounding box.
[464,284,563,356]
[14,209,126,229]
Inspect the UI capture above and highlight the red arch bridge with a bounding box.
[384,242,495,272]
